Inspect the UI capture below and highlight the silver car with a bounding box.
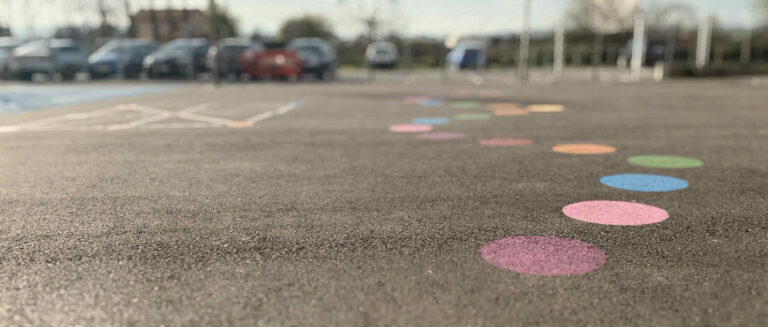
[0,37,23,79]
[10,39,89,81]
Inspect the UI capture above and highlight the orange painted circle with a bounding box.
[493,108,530,116]
[486,103,522,111]
[552,144,616,154]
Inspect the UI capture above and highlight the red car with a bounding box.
[239,42,301,80]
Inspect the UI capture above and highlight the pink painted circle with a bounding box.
[479,138,533,146]
[562,201,669,226]
[418,132,466,140]
[389,124,433,133]
[480,236,606,276]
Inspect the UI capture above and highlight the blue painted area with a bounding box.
[0,85,178,114]
[419,99,444,107]
[600,174,689,192]
[412,117,450,125]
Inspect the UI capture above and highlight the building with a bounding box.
[131,9,210,43]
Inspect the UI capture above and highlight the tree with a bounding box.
[207,2,239,39]
[338,0,398,41]
[568,0,636,78]
[278,15,334,41]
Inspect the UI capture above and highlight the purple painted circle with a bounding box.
[418,132,466,140]
[563,200,669,226]
[480,236,606,276]
[389,124,433,133]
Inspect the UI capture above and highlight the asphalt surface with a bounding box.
[0,73,767,326]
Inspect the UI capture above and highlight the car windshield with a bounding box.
[463,49,480,62]
[158,40,206,53]
[14,40,50,56]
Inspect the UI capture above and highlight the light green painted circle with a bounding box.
[454,113,491,120]
[450,101,480,109]
[627,155,703,168]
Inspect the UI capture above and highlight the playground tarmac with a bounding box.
[0,73,766,326]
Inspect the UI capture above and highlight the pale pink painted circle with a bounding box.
[480,236,606,276]
[389,124,433,133]
[479,138,533,146]
[563,201,669,226]
[403,96,431,104]
[418,132,466,140]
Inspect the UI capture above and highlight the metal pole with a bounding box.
[740,30,751,65]
[553,19,565,80]
[664,26,676,76]
[209,0,220,85]
[695,16,713,69]
[518,0,531,83]
[630,9,646,82]
[591,32,603,81]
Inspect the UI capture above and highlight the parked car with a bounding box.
[143,38,211,79]
[9,39,89,80]
[239,41,301,80]
[88,39,158,79]
[0,37,23,79]
[207,38,261,79]
[365,41,398,69]
[617,39,668,67]
[287,38,336,80]
[447,40,487,70]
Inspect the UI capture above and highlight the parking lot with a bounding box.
[0,72,767,325]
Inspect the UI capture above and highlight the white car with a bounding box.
[365,42,398,69]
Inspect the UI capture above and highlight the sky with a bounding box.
[0,0,760,39]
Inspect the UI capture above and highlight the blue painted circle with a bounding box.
[411,117,450,125]
[600,174,689,192]
[420,99,444,107]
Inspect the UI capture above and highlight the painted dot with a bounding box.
[628,155,703,169]
[487,102,521,110]
[411,117,450,125]
[480,236,606,276]
[418,132,466,140]
[420,99,444,107]
[479,138,533,146]
[404,96,431,104]
[493,108,530,116]
[454,113,491,120]
[563,201,669,226]
[528,104,565,112]
[600,174,689,192]
[450,101,480,109]
[389,124,433,133]
[552,144,616,154]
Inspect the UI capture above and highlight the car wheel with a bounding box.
[60,66,77,81]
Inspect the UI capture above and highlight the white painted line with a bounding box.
[0,125,22,133]
[177,112,233,126]
[245,102,299,123]
[121,115,170,129]
[131,105,173,116]
[19,105,121,127]
[246,111,275,123]
[180,103,209,113]
[138,122,219,129]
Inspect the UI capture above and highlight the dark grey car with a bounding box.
[287,38,336,81]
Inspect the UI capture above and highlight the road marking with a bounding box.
[244,102,300,123]
[0,101,303,133]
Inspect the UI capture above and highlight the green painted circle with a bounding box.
[454,113,491,120]
[450,101,480,109]
[627,155,703,168]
